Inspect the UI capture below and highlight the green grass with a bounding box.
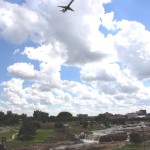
[7,140,33,148]
[113,141,150,150]
[33,129,58,142]
[68,121,105,133]
[6,129,58,148]
[0,129,17,140]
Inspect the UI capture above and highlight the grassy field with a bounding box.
[2,125,150,149]
[6,129,58,148]
[33,129,57,142]
[0,128,17,140]
[113,141,150,150]
[68,121,105,133]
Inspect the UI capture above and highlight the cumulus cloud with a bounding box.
[0,0,47,43]
[81,63,119,82]
[2,78,28,105]
[7,62,39,80]
[114,20,150,80]
[0,0,109,65]
[0,0,150,115]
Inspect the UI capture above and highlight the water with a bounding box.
[49,142,88,150]
[83,128,113,142]
[81,139,99,143]
[50,124,146,149]
[83,125,145,142]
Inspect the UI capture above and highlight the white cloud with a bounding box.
[0,0,110,65]
[1,0,150,115]
[0,0,47,43]
[81,63,120,82]
[101,12,116,30]
[22,42,66,65]
[2,78,28,105]
[21,43,65,89]
[7,62,39,80]
[113,20,150,80]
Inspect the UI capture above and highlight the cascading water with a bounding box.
[82,129,112,143]
[84,134,101,141]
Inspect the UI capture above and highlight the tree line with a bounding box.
[0,110,149,126]
[0,110,74,126]
[0,110,150,142]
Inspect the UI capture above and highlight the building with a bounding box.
[103,112,125,120]
[126,110,147,119]
[126,112,138,119]
[146,113,150,119]
[138,110,146,115]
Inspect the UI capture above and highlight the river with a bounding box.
[49,124,146,150]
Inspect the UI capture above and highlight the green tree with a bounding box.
[0,111,5,125]
[20,113,27,121]
[49,115,56,122]
[90,121,94,128]
[129,132,142,143]
[54,122,64,129]
[57,112,73,122]
[33,110,49,123]
[95,114,106,122]
[18,120,36,140]
[5,111,19,125]
[81,121,88,128]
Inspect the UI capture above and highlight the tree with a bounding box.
[18,120,36,140]
[54,122,64,129]
[0,111,5,125]
[20,113,27,121]
[95,114,107,122]
[111,118,126,125]
[80,121,88,128]
[33,110,49,123]
[90,121,94,128]
[5,111,19,125]
[129,132,142,143]
[57,112,73,122]
[49,115,56,122]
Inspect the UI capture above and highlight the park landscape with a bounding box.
[0,110,150,150]
[1,0,150,149]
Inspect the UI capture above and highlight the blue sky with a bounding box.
[104,0,150,30]
[0,0,150,116]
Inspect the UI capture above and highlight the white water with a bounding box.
[83,124,146,142]
[50,124,146,149]
[83,128,113,142]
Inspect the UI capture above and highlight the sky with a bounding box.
[0,0,150,116]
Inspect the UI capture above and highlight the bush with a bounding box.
[99,132,127,142]
[111,133,127,141]
[99,135,112,142]
[18,120,36,140]
[129,132,142,143]
[54,123,64,129]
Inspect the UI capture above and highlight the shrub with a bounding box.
[99,135,112,142]
[99,132,127,142]
[18,120,36,140]
[129,132,142,143]
[111,133,127,141]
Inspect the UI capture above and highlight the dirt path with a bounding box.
[7,132,18,141]
[0,127,18,141]
[7,129,18,141]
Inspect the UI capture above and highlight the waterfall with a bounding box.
[84,133,100,141]
[83,129,110,143]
